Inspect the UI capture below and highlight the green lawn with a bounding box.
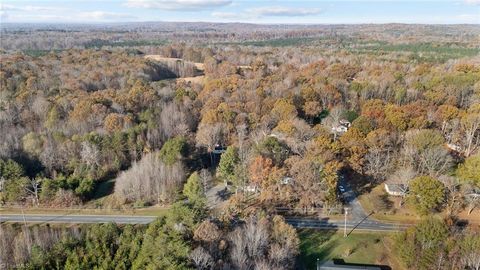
[298,229,402,270]
[358,185,422,224]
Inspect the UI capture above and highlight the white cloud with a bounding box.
[0,3,137,23]
[0,4,66,12]
[211,5,322,22]
[249,6,321,17]
[124,0,232,11]
[6,11,137,23]
[464,0,480,5]
[4,12,137,22]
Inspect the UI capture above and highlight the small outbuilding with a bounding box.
[384,183,407,196]
[281,177,293,185]
[331,119,351,134]
[244,184,260,193]
[446,143,462,152]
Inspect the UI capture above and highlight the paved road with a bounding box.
[206,183,230,209]
[0,214,412,232]
[0,174,412,232]
[0,214,156,224]
[285,217,411,232]
[282,173,413,232]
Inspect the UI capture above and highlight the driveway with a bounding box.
[338,174,370,221]
[205,183,231,211]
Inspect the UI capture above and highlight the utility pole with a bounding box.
[344,207,349,237]
[21,204,32,252]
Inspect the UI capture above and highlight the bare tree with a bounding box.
[322,106,344,141]
[461,112,480,157]
[159,102,192,140]
[13,230,31,266]
[193,220,222,262]
[268,243,290,268]
[237,124,248,164]
[364,148,392,182]
[417,146,452,177]
[245,217,269,260]
[51,189,82,207]
[39,138,59,175]
[114,152,185,205]
[459,232,480,270]
[465,192,480,215]
[229,227,250,270]
[31,95,50,121]
[189,246,214,270]
[24,178,42,206]
[80,141,100,169]
[0,224,80,269]
[254,259,276,270]
[0,125,24,159]
[195,123,225,164]
[0,225,16,269]
[199,169,212,194]
[284,118,316,156]
[438,175,463,215]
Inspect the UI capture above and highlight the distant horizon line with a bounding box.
[1,21,479,26]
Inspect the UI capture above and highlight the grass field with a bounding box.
[298,229,403,270]
[358,185,421,224]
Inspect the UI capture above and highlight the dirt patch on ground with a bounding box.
[144,55,205,71]
[457,209,480,227]
[145,55,252,72]
[179,75,205,84]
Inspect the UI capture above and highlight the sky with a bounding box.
[0,0,479,24]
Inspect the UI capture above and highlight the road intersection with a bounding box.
[0,175,413,232]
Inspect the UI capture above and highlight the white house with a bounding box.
[331,119,351,134]
[384,183,407,196]
[332,125,348,133]
[244,184,260,193]
[446,143,462,152]
[339,119,351,128]
[281,177,293,185]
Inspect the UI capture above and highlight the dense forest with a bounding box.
[1,23,480,269]
[1,203,299,269]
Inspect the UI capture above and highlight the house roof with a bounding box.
[384,183,406,193]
